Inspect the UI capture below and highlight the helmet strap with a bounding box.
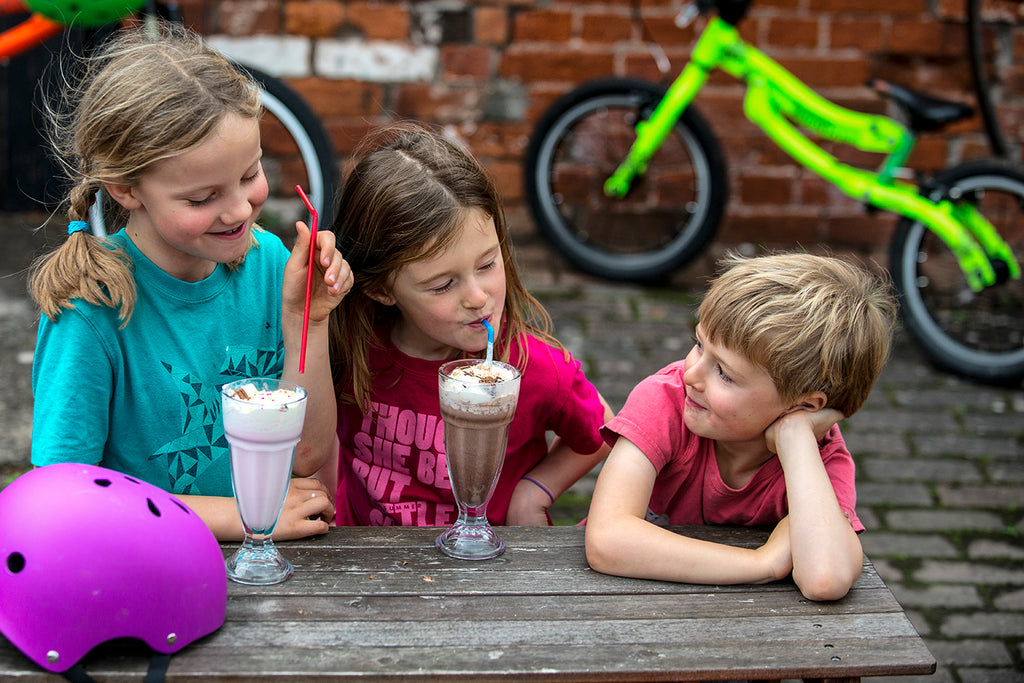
[61,652,171,683]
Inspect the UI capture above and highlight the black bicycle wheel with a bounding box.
[524,77,727,282]
[242,64,338,232]
[890,160,1024,384]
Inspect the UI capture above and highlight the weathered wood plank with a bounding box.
[224,586,904,623]
[66,637,935,683]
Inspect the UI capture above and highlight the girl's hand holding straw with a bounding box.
[289,186,353,372]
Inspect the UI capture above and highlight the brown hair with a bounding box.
[328,123,559,410]
[28,21,261,326]
[697,252,897,416]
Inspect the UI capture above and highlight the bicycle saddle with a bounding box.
[868,78,974,133]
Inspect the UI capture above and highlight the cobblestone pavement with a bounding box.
[2,210,1022,682]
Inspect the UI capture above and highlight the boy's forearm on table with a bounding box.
[587,514,780,585]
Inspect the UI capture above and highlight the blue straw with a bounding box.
[482,319,494,366]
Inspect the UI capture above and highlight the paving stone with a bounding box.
[936,484,1024,508]
[888,583,984,609]
[851,410,961,435]
[994,587,1024,611]
[988,459,1024,483]
[869,667,955,683]
[922,639,1013,666]
[856,482,934,506]
[891,388,996,410]
[941,613,1024,638]
[967,540,1024,561]
[963,412,1024,437]
[912,434,1024,459]
[857,507,881,530]
[861,533,960,559]
[884,509,1005,532]
[904,609,933,637]
[915,562,1024,585]
[860,457,984,483]
[869,558,905,584]
[956,668,1024,683]
[843,430,911,457]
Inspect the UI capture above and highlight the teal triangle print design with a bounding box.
[224,346,282,380]
[148,346,282,494]
[150,362,228,494]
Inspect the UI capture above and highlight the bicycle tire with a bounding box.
[89,62,337,236]
[889,160,1024,384]
[524,77,727,282]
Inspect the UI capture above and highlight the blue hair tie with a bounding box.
[68,220,90,236]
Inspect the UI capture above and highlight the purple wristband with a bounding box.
[521,476,555,505]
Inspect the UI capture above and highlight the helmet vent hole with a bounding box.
[124,476,142,485]
[147,498,162,517]
[172,499,191,514]
[7,552,25,573]
[94,478,112,487]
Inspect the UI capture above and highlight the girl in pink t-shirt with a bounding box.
[324,124,612,527]
[586,253,897,601]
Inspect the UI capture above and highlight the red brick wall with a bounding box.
[178,0,1023,264]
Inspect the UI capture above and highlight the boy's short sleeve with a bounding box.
[602,360,692,472]
[819,427,864,532]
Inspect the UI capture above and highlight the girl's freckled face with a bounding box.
[121,112,268,282]
[382,208,506,361]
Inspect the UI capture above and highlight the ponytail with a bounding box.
[28,180,137,326]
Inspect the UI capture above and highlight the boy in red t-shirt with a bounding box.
[586,253,897,601]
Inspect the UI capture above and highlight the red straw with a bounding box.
[295,186,318,373]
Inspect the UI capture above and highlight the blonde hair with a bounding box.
[328,123,559,410]
[28,21,261,326]
[697,252,897,416]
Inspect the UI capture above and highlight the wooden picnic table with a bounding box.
[0,525,935,682]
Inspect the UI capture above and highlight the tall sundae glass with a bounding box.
[221,377,307,585]
[436,359,521,560]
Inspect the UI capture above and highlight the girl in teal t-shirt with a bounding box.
[28,23,353,541]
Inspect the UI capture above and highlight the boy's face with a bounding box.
[682,325,791,445]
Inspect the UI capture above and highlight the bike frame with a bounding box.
[605,10,1020,291]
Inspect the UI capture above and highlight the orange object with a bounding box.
[0,13,62,59]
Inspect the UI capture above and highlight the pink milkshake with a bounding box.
[221,378,307,585]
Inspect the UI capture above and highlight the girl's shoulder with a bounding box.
[515,333,573,373]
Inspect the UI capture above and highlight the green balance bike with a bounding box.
[524,0,1023,386]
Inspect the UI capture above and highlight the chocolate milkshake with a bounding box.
[436,358,521,560]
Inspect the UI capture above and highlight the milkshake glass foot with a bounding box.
[435,522,505,560]
[225,538,294,585]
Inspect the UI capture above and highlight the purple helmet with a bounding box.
[0,463,226,673]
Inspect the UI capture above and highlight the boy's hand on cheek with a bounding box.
[765,408,844,455]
